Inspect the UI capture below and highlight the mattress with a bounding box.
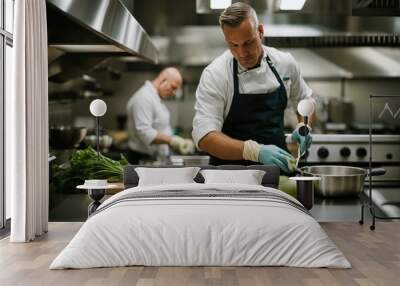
[50,183,351,269]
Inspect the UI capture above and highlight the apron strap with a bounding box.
[233,59,239,95]
[265,55,286,90]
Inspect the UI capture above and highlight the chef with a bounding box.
[127,67,194,164]
[192,2,314,174]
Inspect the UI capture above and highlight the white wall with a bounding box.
[345,79,400,124]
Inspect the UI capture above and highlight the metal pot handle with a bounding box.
[366,168,386,177]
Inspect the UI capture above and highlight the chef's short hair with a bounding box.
[219,2,259,29]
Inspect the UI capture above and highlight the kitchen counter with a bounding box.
[365,187,400,219]
[311,189,397,222]
[311,195,365,222]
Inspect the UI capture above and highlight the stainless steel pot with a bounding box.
[300,166,386,197]
[169,155,210,166]
[84,135,113,152]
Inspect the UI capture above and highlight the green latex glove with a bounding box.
[292,128,312,154]
[258,145,296,174]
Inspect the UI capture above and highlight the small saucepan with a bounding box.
[299,165,386,197]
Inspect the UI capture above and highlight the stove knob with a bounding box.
[340,147,351,158]
[356,148,367,158]
[317,147,329,159]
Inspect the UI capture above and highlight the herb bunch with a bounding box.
[52,146,128,192]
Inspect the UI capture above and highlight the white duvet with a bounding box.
[50,183,351,269]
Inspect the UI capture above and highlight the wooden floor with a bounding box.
[0,222,399,286]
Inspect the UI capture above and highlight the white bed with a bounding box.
[50,183,351,269]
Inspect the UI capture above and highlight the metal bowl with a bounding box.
[49,126,87,149]
[84,134,113,152]
[300,165,385,197]
[169,155,210,166]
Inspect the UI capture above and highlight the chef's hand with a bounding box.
[180,139,195,155]
[243,140,296,173]
[170,136,195,155]
[259,145,296,173]
[291,124,312,154]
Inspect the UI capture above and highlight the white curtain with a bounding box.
[7,0,49,242]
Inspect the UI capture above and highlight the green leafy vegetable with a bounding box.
[70,146,128,181]
[52,146,128,192]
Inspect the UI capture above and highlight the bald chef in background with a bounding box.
[192,2,315,174]
[127,67,194,164]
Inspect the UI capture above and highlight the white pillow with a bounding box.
[200,169,266,185]
[135,167,201,186]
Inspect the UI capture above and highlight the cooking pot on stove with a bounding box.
[300,166,386,197]
[49,126,87,149]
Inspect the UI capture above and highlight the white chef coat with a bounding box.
[127,81,172,156]
[192,45,313,148]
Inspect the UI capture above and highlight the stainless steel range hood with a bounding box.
[47,0,158,82]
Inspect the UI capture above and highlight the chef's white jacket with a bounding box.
[192,45,313,149]
[127,81,172,156]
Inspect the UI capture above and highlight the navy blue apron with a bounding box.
[210,55,288,166]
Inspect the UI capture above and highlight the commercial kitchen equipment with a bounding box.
[361,95,400,230]
[296,133,399,229]
[46,0,158,82]
[301,134,399,169]
[297,94,400,229]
